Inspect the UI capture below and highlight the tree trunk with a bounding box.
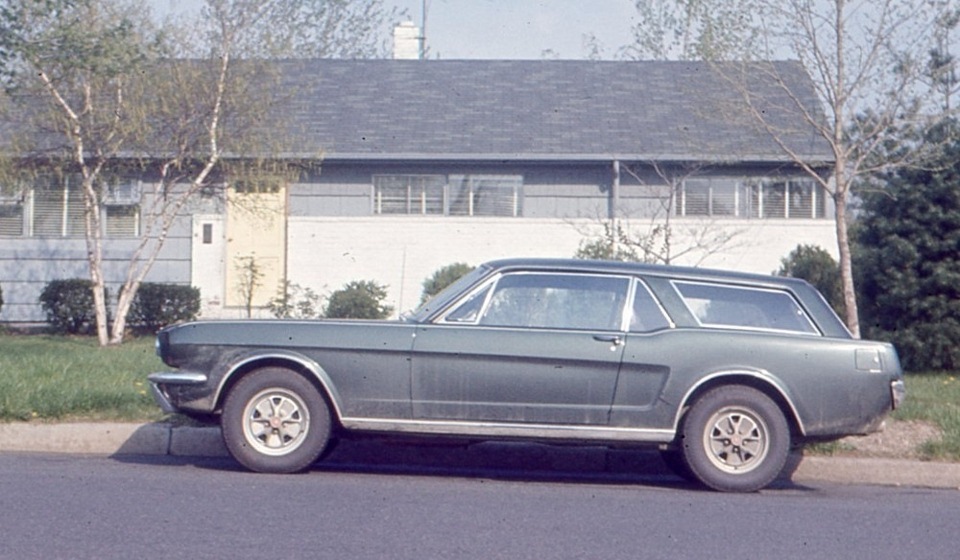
[834,175,861,338]
[82,177,111,346]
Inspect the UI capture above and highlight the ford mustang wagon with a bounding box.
[149,258,905,492]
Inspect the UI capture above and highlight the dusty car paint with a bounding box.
[149,258,904,490]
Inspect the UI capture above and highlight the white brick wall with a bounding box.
[285,217,838,317]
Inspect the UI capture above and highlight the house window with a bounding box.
[374,175,446,215]
[33,176,85,237]
[373,174,522,217]
[105,205,140,237]
[448,175,522,216]
[103,180,141,237]
[25,176,141,238]
[0,188,24,236]
[681,177,826,219]
[682,178,738,217]
[233,178,283,194]
[0,203,23,236]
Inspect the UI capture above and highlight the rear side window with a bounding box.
[673,281,819,335]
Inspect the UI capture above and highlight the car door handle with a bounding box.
[593,334,623,347]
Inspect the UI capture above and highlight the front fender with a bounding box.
[213,349,346,420]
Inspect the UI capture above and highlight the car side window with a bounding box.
[475,273,630,331]
[443,284,491,323]
[629,282,672,332]
[673,281,819,334]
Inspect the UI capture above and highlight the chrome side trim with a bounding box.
[148,371,208,385]
[339,417,675,443]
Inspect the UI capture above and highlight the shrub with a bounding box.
[129,283,201,332]
[267,281,323,319]
[39,279,106,335]
[775,244,844,317]
[574,221,640,262]
[420,263,474,304]
[325,280,393,319]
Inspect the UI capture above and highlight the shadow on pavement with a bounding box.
[112,436,813,492]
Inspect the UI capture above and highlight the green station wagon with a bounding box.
[149,258,905,492]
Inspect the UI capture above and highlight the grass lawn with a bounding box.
[0,334,166,422]
[894,372,960,460]
[0,334,957,460]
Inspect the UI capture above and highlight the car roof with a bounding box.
[483,258,808,290]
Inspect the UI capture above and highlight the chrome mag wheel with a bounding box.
[242,388,310,457]
[702,405,769,474]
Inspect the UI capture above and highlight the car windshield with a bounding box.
[404,264,493,323]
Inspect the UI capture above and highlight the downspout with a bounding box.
[611,159,621,257]
[611,159,620,220]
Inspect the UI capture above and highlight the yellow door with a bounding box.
[224,181,287,313]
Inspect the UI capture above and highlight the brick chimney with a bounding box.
[393,21,422,60]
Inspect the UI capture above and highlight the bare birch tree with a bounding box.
[624,0,762,61]
[0,0,161,345]
[731,0,949,337]
[0,0,396,345]
[626,0,953,337]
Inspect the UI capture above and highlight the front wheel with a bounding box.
[221,368,332,473]
[680,385,790,492]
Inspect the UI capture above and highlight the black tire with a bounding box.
[680,385,790,492]
[221,367,332,473]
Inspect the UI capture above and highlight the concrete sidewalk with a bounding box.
[0,422,958,490]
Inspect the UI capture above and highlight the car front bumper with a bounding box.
[148,371,209,414]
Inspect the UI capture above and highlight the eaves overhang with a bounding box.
[266,151,836,167]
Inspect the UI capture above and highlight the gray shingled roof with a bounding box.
[275,59,833,164]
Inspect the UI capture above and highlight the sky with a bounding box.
[388,0,638,59]
[154,0,639,60]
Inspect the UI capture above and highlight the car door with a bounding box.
[608,280,677,430]
[410,271,631,426]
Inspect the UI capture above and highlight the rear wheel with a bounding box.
[221,367,332,473]
[680,385,790,492]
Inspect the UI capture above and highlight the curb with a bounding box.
[1,422,958,490]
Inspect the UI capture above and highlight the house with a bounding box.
[0,59,836,323]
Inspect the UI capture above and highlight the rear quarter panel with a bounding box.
[614,328,899,437]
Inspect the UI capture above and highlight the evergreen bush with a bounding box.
[38,279,105,335]
[325,280,393,319]
[855,125,960,370]
[129,283,201,333]
[420,262,474,304]
[775,244,844,316]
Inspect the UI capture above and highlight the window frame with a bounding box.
[679,177,826,220]
[439,271,633,332]
[671,280,821,335]
[19,175,142,238]
[629,279,674,333]
[373,173,523,217]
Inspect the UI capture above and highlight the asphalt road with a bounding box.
[1,452,956,560]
